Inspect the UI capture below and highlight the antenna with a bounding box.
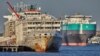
[38,7,41,11]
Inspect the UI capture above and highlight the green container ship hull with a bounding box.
[62,24,96,46]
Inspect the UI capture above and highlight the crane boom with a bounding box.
[6,1,20,19]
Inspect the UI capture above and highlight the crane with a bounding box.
[6,1,20,20]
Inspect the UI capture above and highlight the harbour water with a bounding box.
[0,44,100,56]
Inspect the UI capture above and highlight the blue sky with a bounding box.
[0,0,100,33]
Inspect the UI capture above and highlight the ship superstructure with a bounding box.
[2,2,63,52]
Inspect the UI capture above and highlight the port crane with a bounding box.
[6,1,20,19]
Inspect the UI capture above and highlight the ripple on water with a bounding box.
[0,45,100,56]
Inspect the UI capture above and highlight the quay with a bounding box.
[0,46,35,52]
[0,46,18,52]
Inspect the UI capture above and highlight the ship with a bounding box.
[0,1,62,52]
[28,31,62,52]
[89,36,100,44]
[33,31,62,52]
[61,13,96,46]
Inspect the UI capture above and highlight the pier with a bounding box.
[0,46,18,52]
[0,46,35,52]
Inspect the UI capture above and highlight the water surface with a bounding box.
[0,44,100,56]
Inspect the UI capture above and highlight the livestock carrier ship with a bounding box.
[62,14,96,46]
[0,2,63,52]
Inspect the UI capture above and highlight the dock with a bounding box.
[0,46,18,52]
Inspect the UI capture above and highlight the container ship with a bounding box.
[62,14,96,46]
[0,2,62,52]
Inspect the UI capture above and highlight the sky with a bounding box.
[0,0,100,33]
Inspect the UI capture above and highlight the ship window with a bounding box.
[33,22,41,24]
[45,27,52,29]
[37,22,41,24]
[55,22,60,24]
[34,13,41,15]
[45,22,61,24]
[40,27,43,29]
[25,13,41,15]
[28,22,41,24]
[44,34,47,35]
[55,27,58,29]
[37,27,43,29]
[33,22,34,24]
[28,27,33,29]
[28,22,32,24]
[53,27,55,29]
[28,27,44,29]
[52,27,60,29]
[45,22,52,24]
